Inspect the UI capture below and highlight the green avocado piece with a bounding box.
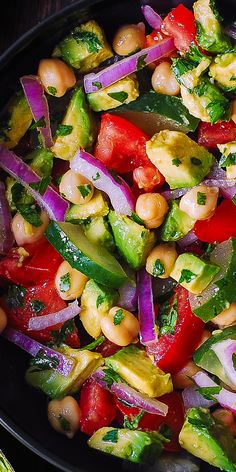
[53,20,113,72]
[170,253,220,294]
[80,279,118,338]
[88,427,165,464]
[193,326,236,389]
[88,75,139,112]
[108,211,155,270]
[51,87,96,160]
[25,347,103,399]
[28,147,54,177]
[193,0,232,53]
[161,201,195,242]
[105,345,173,398]
[66,190,109,223]
[146,130,215,189]
[218,141,236,181]
[189,238,236,321]
[45,221,128,288]
[0,91,32,149]
[210,52,236,93]
[83,216,115,252]
[179,407,236,471]
[0,450,14,472]
[172,45,211,90]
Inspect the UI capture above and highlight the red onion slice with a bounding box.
[118,269,137,312]
[92,368,168,416]
[20,76,53,149]
[141,5,162,30]
[2,326,74,377]
[0,146,69,221]
[160,188,188,200]
[211,339,236,389]
[28,299,81,331]
[137,269,157,345]
[182,385,216,411]
[84,38,175,93]
[0,181,14,255]
[70,149,135,215]
[177,231,198,248]
[193,371,236,414]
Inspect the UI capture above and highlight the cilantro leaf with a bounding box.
[47,86,57,96]
[77,184,92,199]
[11,182,42,227]
[197,191,206,205]
[92,172,101,181]
[30,300,46,314]
[72,30,102,53]
[232,353,236,370]
[113,308,124,325]
[108,92,128,103]
[123,411,145,430]
[92,81,102,90]
[96,294,105,309]
[59,273,71,293]
[197,386,221,401]
[102,368,124,388]
[152,259,165,277]
[50,319,75,347]
[219,152,236,168]
[79,336,105,351]
[203,243,216,259]
[179,269,197,284]
[6,284,27,310]
[58,414,71,432]
[102,429,118,443]
[131,212,145,226]
[108,169,122,185]
[56,124,73,137]
[29,176,51,195]
[159,423,173,440]
[172,158,181,167]
[137,54,148,71]
[30,349,59,371]
[159,294,178,336]
[30,116,46,130]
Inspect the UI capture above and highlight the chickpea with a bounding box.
[211,302,236,329]
[0,307,7,333]
[146,243,177,279]
[12,211,49,246]
[231,99,236,124]
[38,58,76,97]
[212,409,236,436]
[172,361,201,389]
[179,185,219,221]
[55,261,88,300]
[101,306,139,346]
[113,23,145,56]
[135,193,168,229]
[59,170,94,205]
[48,396,81,439]
[151,62,180,96]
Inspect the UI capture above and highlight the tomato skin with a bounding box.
[194,200,236,243]
[96,339,121,358]
[116,392,184,452]
[162,4,196,53]
[146,286,204,374]
[145,30,175,68]
[95,114,151,174]
[133,165,165,192]
[79,378,117,435]
[198,121,236,149]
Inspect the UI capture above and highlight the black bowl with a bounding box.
[0,1,234,471]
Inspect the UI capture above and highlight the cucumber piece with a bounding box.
[45,221,128,288]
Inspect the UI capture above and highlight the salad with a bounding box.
[0,0,236,469]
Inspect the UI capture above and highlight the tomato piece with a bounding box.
[95,114,151,174]
[194,200,236,243]
[79,378,117,435]
[96,339,121,357]
[145,30,175,68]
[116,392,184,452]
[198,121,236,149]
[162,4,196,53]
[146,286,204,374]
[133,165,165,192]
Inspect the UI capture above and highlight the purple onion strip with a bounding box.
[137,269,157,345]
[0,181,14,255]
[193,371,236,414]
[182,385,216,411]
[141,5,162,30]
[28,299,81,331]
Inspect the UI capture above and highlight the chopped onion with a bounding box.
[0,181,14,255]
[211,339,236,389]
[208,163,226,180]
[141,5,162,30]
[92,368,168,416]
[2,326,74,377]
[118,269,137,312]
[20,75,53,149]
[84,38,175,93]
[177,231,198,248]
[160,188,188,200]
[28,299,81,331]
[0,146,69,221]
[70,149,135,215]
[182,385,216,411]
[193,371,236,414]
[137,269,157,345]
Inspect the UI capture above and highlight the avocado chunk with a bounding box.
[218,141,236,180]
[193,0,232,53]
[161,201,195,242]
[66,190,109,223]
[51,87,96,160]
[209,52,236,93]
[83,216,115,252]
[26,346,103,399]
[193,326,236,390]
[80,279,118,338]
[108,211,155,270]
[45,221,128,288]
[146,130,214,189]
[28,147,54,177]
[170,253,220,294]
[0,450,14,472]
[172,45,211,90]
[88,427,165,464]
[53,20,113,72]
[179,407,236,471]
[189,238,236,321]
[0,91,32,149]
[88,75,139,112]
[105,345,173,398]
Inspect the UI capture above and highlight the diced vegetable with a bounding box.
[87,75,139,112]
[162,4,197,53]
[0,91,32,149]
[137,269,157,345]
[198,121,236,149]
[0,181,14,255]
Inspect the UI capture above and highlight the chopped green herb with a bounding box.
[55,175,62,186]
[179,269,197,284]
[233,194,236,205]
[153,259,165,277]
[79,336,105,351]
[159,423,173,440]
[197,386,222,401]
[232,353,236,370]
[56,124,73,137]
[206,99,230,125]
[137,54,148,71]
[59,273,71,292]
[30,116,46,130]
[108,91,128,103]
[188,417,212,429]
[113,308,124,325]
[230,76,236,81]
[141,231,146,240]
[92,172,101,181]
[219,152,236,168]
[6,284,27,310]
[29,176,51,195]
[92,81,102,90]
[172,158,181,167]
[172,45,207,84]
[102,429,118,443]
[50,319,75,347]
[47,86,57,96]
[103,368,124,388]
[209,0,223,21]
[58,414,71,432]
[77,184,92,199]
[30,300,46,314]
[30,349,59,371]
[96,294,106,309]
[11,183,42,227]
[131,212,145,226]
[108,170,122,185]
[197,192,206,206]
[159,294,178,336]
[72,30,102,53]
[191,157,202,166]
[204,243,216,259]
[123,411,145,430]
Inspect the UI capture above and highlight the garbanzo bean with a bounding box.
[0,307,7,334]
[172,361,201,389]
[151,62,180,96]
[179,185,219,220]
[12,211,49,246]
[38,58,76,97]
[48,396,81,439]
[211,302,236,328]
[146,243,177,279]
[101,306,139,346]
[113,23,145,56]
[55,261,88,300]
[59,170,94,205]
[135,193,168,229]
